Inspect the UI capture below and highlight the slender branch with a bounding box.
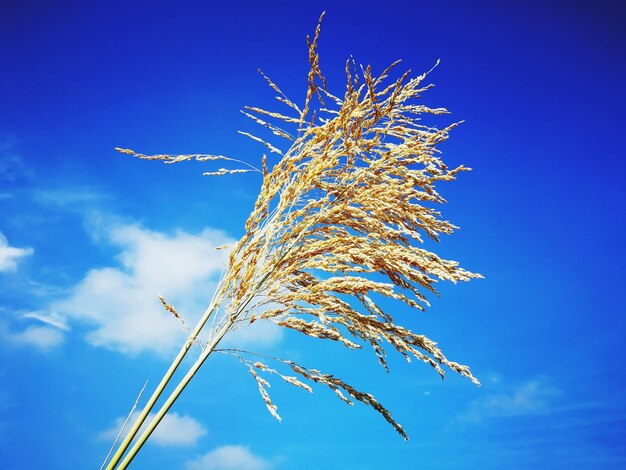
[100,379,148,470]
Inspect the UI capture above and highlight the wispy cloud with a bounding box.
[33,187,110,207]
[0,231,33,272]
[185,445,273,470]
[0,323,64,350]
[52,221,283,355]
[99,412,207,447]
[22,310,70,331]
[0,136,34,184]
[458,376,560,423]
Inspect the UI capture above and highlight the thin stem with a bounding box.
[105,297,221,470]
[116,319,233,469]
[100,379,148,470]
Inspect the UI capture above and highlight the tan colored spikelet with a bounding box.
[203,168,254,176]
[237,131,284,155]
[248,364,281,422]
[123,13,481,440]
[159,295,180,319]
[115,148,262,175]
[252,361,313,393]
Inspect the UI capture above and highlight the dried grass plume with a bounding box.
[110,13,481,463]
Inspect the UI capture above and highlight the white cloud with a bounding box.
[0,232,33,272]
[52,222,283,355]
[53,224,234,355]
[0,323,64,350]
[459,377,560,423]
[99,412,206,447]
[185,445,272,470]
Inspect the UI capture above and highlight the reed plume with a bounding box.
[104,12,481,469]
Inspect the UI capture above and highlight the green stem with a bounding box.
[114,251,281,467]
[105,299,220,470]
[116,319,233,469]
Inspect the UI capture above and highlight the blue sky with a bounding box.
[1,1,625,469]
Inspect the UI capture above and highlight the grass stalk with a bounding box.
[100,380,148,470]
[105,300,220,470]
[116,319,233,469]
